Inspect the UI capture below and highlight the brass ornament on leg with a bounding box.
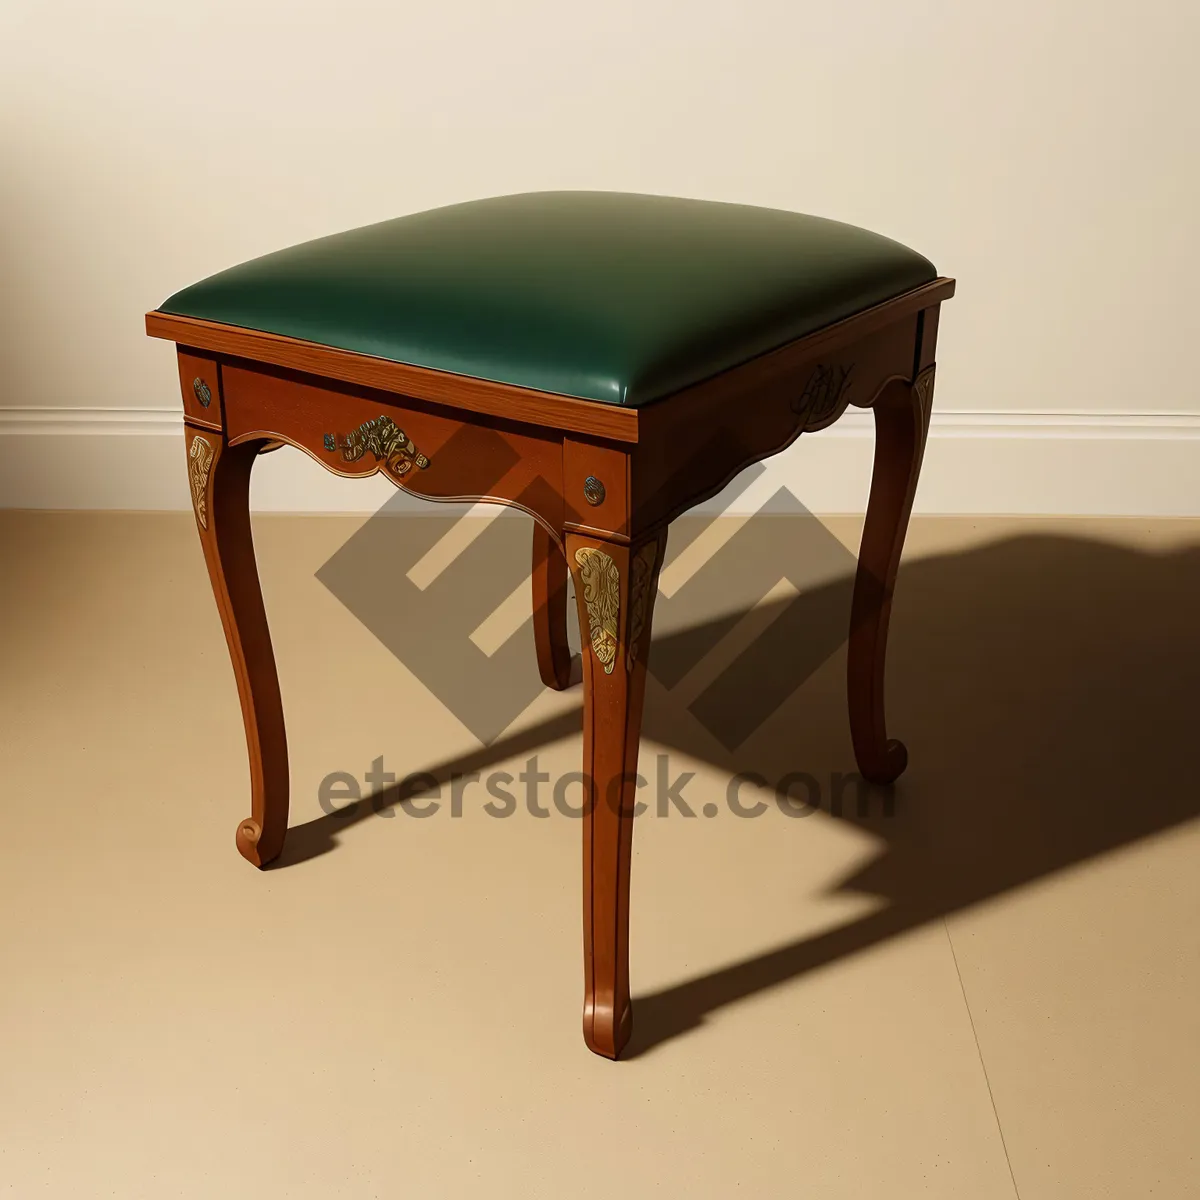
[574,547,620,674]
[188,433,215,529]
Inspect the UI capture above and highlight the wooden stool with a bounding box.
[147,192,954,1059]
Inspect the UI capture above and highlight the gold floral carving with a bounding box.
[574,547,620,675]
[188,434,215,529]
[327,415,430,479]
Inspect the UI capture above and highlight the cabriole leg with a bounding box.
[185,428,289,866]
[847,366,935,784]
[566,528,666,1058]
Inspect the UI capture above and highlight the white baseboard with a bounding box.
[2,406,1199,517]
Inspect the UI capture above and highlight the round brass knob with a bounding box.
[583,476,606,506]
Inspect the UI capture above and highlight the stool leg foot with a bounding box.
[532,524,576,690]
[848,368,935,785]
[567,529,666,1059]
[185,429,289,868]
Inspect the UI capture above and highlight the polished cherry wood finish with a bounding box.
[568,527,668,1057]
[150,276,954,1059]
[532,524,574,691]
[183,425,289,867]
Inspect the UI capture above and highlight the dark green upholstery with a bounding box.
[159,192,935,407]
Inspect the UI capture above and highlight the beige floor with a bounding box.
[2,510,1198,1199]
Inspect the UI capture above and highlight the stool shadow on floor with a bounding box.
[275,528,1200,1058]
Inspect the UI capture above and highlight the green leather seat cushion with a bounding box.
[159,192,936,408]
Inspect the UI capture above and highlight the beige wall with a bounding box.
[1,1,1198,511]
